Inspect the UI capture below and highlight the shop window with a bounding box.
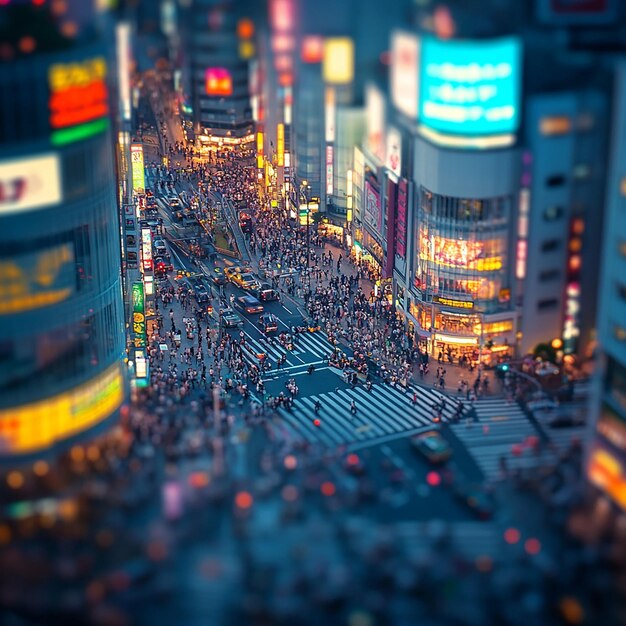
[483,320,513,334]
[546,174,566,187]
[543,206,564,221]
[539,269,561,282]
[541,239,561,253]
[537,298,559,312]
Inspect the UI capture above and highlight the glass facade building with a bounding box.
[0,15,126,461]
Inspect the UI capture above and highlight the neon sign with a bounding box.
[205,68,233,96]
[132,282,146,348]
[48,56,109,146]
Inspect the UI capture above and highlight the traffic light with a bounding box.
[495,363,510,380]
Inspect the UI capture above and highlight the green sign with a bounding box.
[132,282,146,348]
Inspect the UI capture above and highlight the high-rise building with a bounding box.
[182,0,254,149]
[0,2,126,461]
[586,58,626,513]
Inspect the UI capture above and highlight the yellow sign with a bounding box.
[433,296,474,310]
[0,243,75,315]
[277,123,285,166]
[0,363,125,455]
[475,257,503,272]
[323,38,354,84]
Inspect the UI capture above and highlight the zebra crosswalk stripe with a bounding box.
[274,382,450,447]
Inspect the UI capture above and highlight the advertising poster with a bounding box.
[396,178,407,258]
[0,153,62,215]
[363,180,382,234]
[132,281,146,348]
[141,227,153,272]
[385,126,402,179]
[418,36,521,136]
[391,31,420,120]
[130,144,145,192]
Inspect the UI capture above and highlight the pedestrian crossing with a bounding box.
[273,383,455,447]
[241,330,337,368]
[449,398,544,481]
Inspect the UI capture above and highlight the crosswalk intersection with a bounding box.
[273,383,454,447]
[241,330,337,368]
[449,398,546,481]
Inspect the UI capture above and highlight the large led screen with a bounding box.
[418,36,521,136]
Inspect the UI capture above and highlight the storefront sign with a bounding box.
[0,363,124,455]
[396,178,407,258]
[0,243,75,315]
[141,227,152,272]
[48,56,109,146]
[433,295,474,309]
[130,144,145,193]
[418,36,521,136]
[0,153,62,215]
[132,281,146,348]
[363,180,382,234]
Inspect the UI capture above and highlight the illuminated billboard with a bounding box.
[130,143,145,192]
[0,153,61,215]
[366,84,385,163]
[385,127,402,178]
[419,231,503,271]
[391,31,420,119]
[323,38,354,84]
[0,243,75,315]
[418,36,521,136]
[0,363,124,455]
[326,146,334,195]
[48,56,109,146]
[302,35,324,63]
[277,123,285,166]
[132,281,146,348]
[141,227,153,273]
[205,68,233,96]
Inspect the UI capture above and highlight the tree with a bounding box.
[533,342,557,364]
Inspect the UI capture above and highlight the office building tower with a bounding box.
[0,1,126,461]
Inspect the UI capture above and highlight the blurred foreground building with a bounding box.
[0,2,126,462]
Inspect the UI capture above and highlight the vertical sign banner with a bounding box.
[396,178,407,259]
[366,84,386,163]
[141,227,153,272]
[325,87,336,142]
[391,31,420,120]
[385,178,397,278]
[132,282,146,348]
[326,146,334,195]
[363,180,382,234]
[130,144,145,192]
[385,126,402,179]
[277,123,285,166]
[257,131,264,169]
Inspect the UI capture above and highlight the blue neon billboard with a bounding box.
[418,36,522,136]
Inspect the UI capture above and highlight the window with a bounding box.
[541,239,561,253]
[540,116,571,136]
[543,206,564,221]
[540,269,561,282]
[617,282,626,302]
[537,298,559,311]
[546,175,566,187]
